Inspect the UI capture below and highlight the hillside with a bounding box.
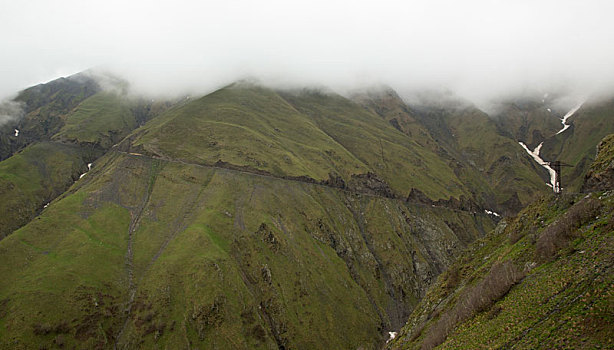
[0,72,612,349]
[0,78,499,349]
[389,134,614,349]
[541,98,614,191]
[0,140,495,350]
[0,75,171,242]
[409,96,549,215]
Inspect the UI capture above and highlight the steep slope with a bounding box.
[0,150,495,349]
[0,142,87,239]
[278,88,467,201]
[582,134,614,191]
[0,82,499,349]
[410,97,549,215]
[128,84,471,202]
[0,74,172,240]
[0,73,100,160]
[541,98,614,191]
[492,96,563,147]
[350,86,438,151]
[390,134,614,349]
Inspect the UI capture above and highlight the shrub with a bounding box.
[536,197,601,261]
[420,260,524,349]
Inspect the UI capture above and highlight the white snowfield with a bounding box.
[556,102,584,135]
[519,141,557,190]
[14,129,19,137]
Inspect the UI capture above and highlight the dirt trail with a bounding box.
[114,160,160,348]
[115,150,483,216]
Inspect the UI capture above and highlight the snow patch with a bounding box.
[556,102,583,135]
[43,203,50,208]
[484,209,500,217]
[79,163,93,179]
[547,108,551,112]
[386,331,397,343]
[519,141,558,191]
[14,129,19,137]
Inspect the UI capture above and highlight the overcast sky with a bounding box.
[2,0,614,103]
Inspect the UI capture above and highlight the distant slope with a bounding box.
[390,134,614,349]
[0,142,86,239]
[0,74,173,240]
[350,86,438,151]
[410,98,549,215]
[542,98,614,191]
[492,97,562,147]
[278,89,467,200]
[0,73,100,160]
[52,92,138,149]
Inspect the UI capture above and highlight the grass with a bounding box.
[390,190,614,350]
[130,84,470,201]
[0,142,86,238]
[52,92,136,149]
[542,99,614,191]
[0,150,494,349]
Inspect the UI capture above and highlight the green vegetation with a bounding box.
[0,142,86,238]
[412,102,549,214]
[391,189,613,348]
[0,151,493,349]
[131,85,472,201]
[53,92,137,149]
[1,73,613,349]
[542,99,614,191]
[493,98,562,146]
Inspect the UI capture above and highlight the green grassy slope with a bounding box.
[52,92,137,149]
[128,84,469,201]
[0,75,174,241]
[0,150,494,349]
[279,89,467,200]
[0,74,100,161]
[390,135,614,349]
[391,192,613,350]
[583,134,614,191]
[0,142,87,239]
[131,84,370,181]
[350,87,439,151]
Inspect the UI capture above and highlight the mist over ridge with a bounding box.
[2,0,614,108]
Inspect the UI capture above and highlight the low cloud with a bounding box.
[1,0,614,106]
[0,100,24,127]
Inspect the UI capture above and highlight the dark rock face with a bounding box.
[321,172,346,189]
[348,172,397,198]
[406,188,482,213]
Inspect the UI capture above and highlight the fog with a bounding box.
[2,0,614,106]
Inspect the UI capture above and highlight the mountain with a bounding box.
[0,73,172,239]
[0,77,497,349]
[389,133,614,349]
[0,72,611,349]
[406,93,550,215]
[541,98,614,191]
